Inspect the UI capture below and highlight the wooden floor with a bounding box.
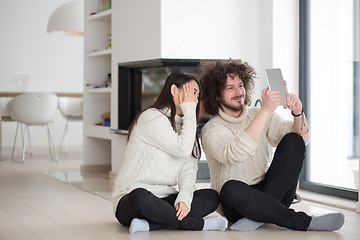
[0,147,360,240]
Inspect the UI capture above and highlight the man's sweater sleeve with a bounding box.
[201,122,258,165]
[267,112,310,147]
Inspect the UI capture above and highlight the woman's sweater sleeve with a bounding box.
[137,102,197,158]
[174,157,198,211]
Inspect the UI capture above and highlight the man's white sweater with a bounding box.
[112,102,198,213]
[201,106,310,193]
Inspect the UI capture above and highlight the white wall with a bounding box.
[0,0,83,147]
[161,0,262,100]
[114,0,161,63]
[271,0,299,119]
[273,0,299,95]
[257,0,274,103]
[160,0,299,105]
[161,0,260,63]
[164,0,270,103]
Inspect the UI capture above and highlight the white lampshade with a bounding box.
[47,1,84,35]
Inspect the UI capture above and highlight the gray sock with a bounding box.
[229,218,264,231]
[203,215,228,231]
[308,213,345,231]
[129,218,150,234]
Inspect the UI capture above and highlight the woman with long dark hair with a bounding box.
[112,72,227,233]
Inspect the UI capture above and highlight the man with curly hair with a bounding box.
[199,60,344,232]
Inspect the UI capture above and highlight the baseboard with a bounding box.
[297,189,357,211]
[80,164,111,175]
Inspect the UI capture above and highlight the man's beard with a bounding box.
[219,98,244,113]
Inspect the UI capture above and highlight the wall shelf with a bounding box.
[85,125,111,140]
[87,49,112,57]
[86,87,112,94]
[88,9,112,21]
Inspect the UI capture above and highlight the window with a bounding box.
[299,0,359,199]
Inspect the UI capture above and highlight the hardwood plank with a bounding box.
[0,211,41,240]
[17,215,79,240]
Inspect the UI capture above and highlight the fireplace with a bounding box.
[117,58,212,181]
[117,58,211,131]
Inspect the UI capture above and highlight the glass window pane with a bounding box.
[308,0,359,190]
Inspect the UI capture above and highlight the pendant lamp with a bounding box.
[47,1,84,35]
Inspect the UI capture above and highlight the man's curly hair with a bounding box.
[198,60,256,115]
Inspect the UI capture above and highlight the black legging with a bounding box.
[115,188,220,231]
[220,132,312,231]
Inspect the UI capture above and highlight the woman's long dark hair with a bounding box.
[127,71,201,160]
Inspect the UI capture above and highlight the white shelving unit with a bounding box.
[87,48,112,57]
[83,0,112,169]
[85,125,111,140]
[88,8,112,21]
[86,87,112,94]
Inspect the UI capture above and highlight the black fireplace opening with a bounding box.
[118,58,212,131]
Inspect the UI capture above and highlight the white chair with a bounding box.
[2,97,14,122]
[7,93,59,162]
[2,97,33,155]
[58,97,83,155]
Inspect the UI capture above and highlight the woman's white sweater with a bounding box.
[201,106,310,193]
[111,102,198,213]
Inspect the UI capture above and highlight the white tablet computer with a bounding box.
[265,68,287,105]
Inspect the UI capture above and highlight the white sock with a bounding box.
[230,218,264,231]
[129,218,150,234]
[307,213,345,231]
[202,215,228,231]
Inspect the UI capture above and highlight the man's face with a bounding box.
[218,74,246,116]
